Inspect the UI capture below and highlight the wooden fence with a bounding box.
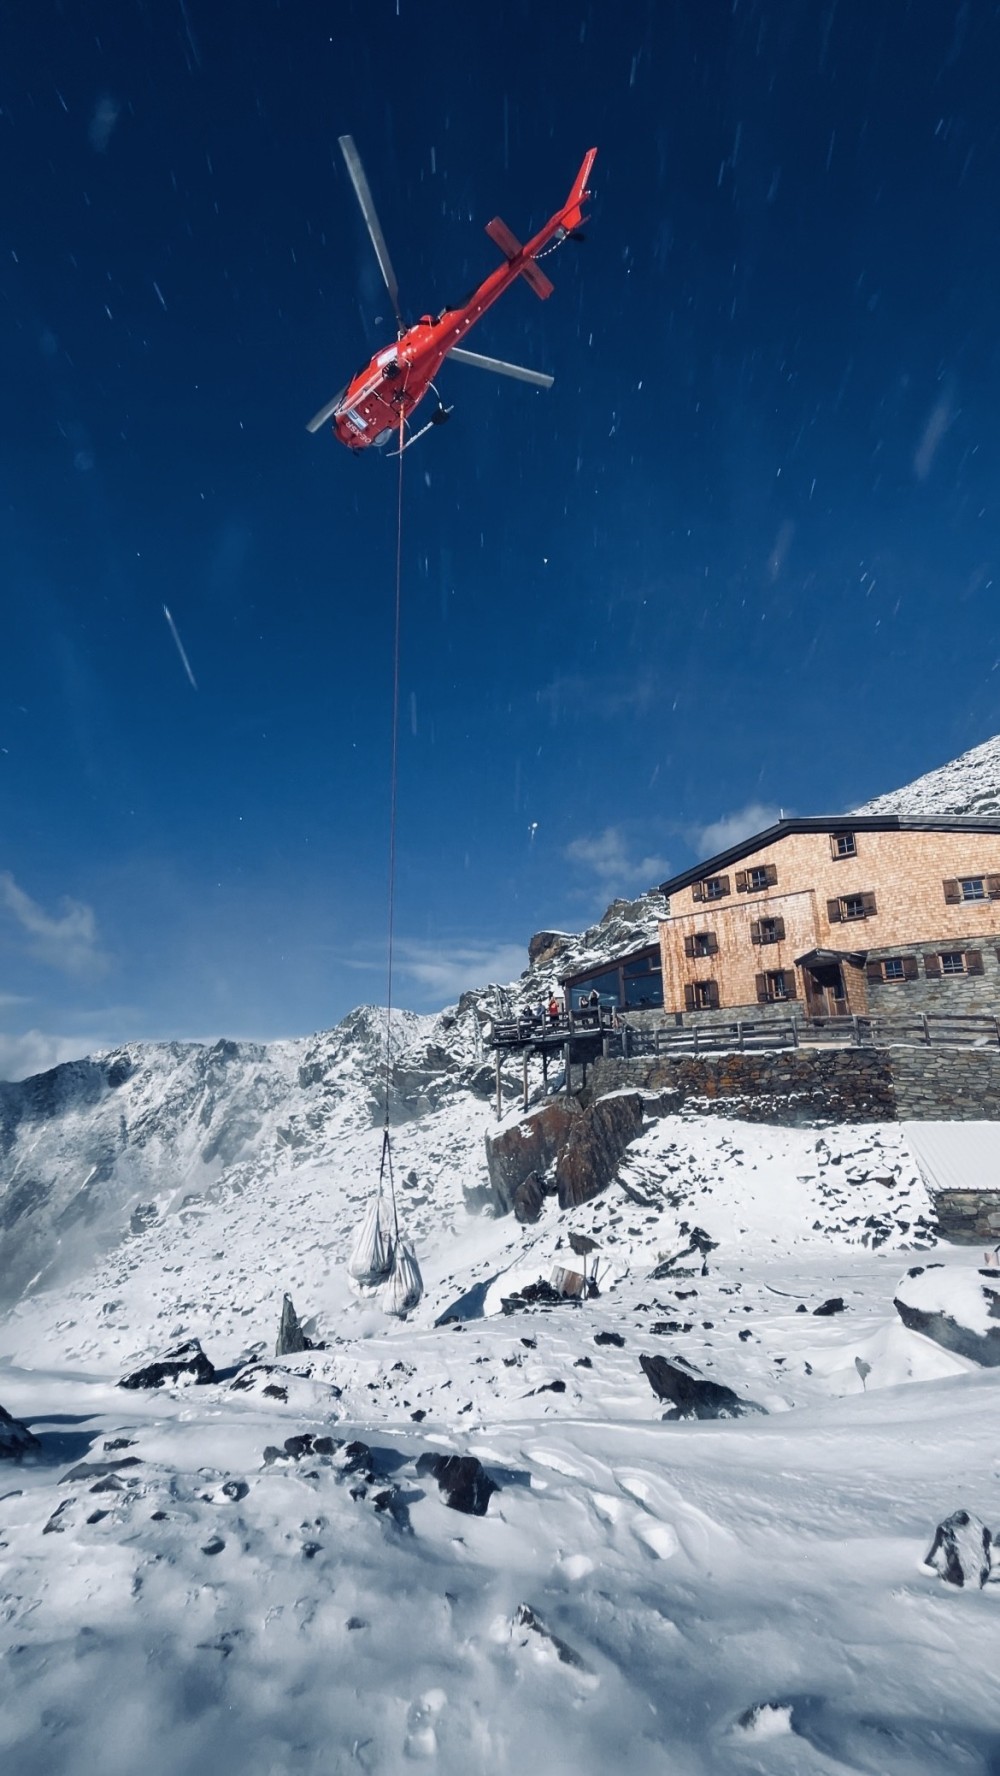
[608,1010,1000,1059]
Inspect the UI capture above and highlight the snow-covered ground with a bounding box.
[2,1076,999,1775]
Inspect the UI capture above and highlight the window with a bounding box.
[751,915,785,945]
[944,874,1000,903]
[867,955,918,983]
[703,876,728,901]
[736,864,777,892]
[755,969,797,1003]
[684,931,718,959]
[831,831,857,859]
[828,891,877,923]
[684,979,720,1011]
[926,950,985,978]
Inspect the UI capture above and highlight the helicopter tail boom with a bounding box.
[560,146,597,233]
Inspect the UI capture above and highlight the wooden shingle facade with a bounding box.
[657,816,1000,1019]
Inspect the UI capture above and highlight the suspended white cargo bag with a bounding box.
[348,1192,395,1288]
[384,1240,423,1317]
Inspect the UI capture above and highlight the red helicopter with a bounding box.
[307,137,597,454]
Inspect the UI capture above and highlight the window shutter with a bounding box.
[865,960,883,983]
[773,915,786,940]
[735,870,748,892]
[755,972,768,1004]
[707,980,720,1009]
[924,953,942,978]
[683,935,695,958]
[750,920,762,945]
[684,984,696,1011]
[966,950,985,975]
[861,891,877,917]
[987,875,1000,900]
[707,932,719,955]
[717,875,731,896]
[782,969,797,999]
[942,879,960,903]
[766,863,778,885]
[902,955,919,980]
[691,880,704,903]
[829,833,841,860]
[827,897,842,924]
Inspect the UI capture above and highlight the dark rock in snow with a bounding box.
[263,1433,338,1465]
[275,1292,315,1356]
[813,1297,846,1316]
[416,1452,498,1515]
[64,1456,142,1482]
[894,1264,1000,1367]
[569,1231,599,1256]
[201,1535,225,1556]
[513,1603,592,1673]
[923,1510,993,1588]
[594,1331,625,1347]
[0,1402,40,1461]
[119,1339,216,1390]
[639,1354,766,1420]
[512,1171,546,1224]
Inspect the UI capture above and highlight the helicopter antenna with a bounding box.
[338,134,406,336]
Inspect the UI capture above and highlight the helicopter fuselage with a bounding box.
[330,152,595,451]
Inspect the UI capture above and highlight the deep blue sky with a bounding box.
[3,0,1000,1075]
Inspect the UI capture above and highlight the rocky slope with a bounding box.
[854,731,1000,818]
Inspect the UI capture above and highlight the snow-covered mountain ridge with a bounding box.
[854,730,1000,818]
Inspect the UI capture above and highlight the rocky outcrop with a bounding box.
[894,1263,1000,1366]
[119,1338,217,1390]
[416,1452,498,1515]
[484,1100,580,1214]
[512,1172,546,1224]
[0,1401,40,1460]
[923,1510,993,1588]
[555,1091,645,1209]
[639,1354,766,1420]
[275,1292,315,1356]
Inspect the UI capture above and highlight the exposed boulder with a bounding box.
[512,1171,547,1224]
[555,1091,645,1210]
[0,1401,40,1461]
[485,1099,580,1214]
[415,1451,498,1515]
[512,1603,592,1673]
[119,1338,217,1390]
[639,1354,766,1420]
[275,1292,315,1356]
[813,1297,846,1316]
[894,1264,1000,1366]
[923,1510,993,1588]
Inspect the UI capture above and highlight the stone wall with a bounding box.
[865,942,1000,1015]
[889,1047,1000,1119]
[583,1047,897,1125]
[932,1191,1000,1245]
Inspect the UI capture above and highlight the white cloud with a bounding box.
[395,940,528,1001]
[0,872,108,976]
[88,94,121,153]
[0,1029,91,1082]
[914,389,956,481]
[564,826,671,891]
[693,802,783,859]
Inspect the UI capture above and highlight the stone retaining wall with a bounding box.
[889,1047,1000,1119]
[933,1191,1000,1244]
[583,1047,897,1125]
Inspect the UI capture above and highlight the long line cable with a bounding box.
[379,407,407,1244]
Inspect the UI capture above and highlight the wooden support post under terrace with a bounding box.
[495,1049,502,1120]
[522,1047,529,1113]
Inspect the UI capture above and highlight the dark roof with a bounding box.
[658,814,1000,898]
[559,942,659,987]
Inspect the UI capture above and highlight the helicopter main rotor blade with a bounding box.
[447,346,554,389]
[338,134,405,333]
[305,389,345,433]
